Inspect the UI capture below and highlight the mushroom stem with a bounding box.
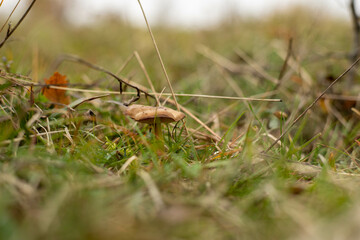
[154,122,163,140]
[152,122,165,153]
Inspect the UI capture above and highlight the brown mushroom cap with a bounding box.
[124,104,185,124]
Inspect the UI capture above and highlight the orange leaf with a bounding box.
[42,72,70,107]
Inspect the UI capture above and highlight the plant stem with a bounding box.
[154,122,163,141]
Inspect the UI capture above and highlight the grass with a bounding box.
[1,3,360,240]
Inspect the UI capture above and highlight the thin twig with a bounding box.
[137,0,180,111]
[272,42,313,87]
[71,94,110,109]
[264,55,360,153]
[349,0,360,85]
[0,0,36,49]
[0,0,21,33]
[113,53,136,93]
[0,73,282,102]
[275,38,293,89]
[58,54,155,104]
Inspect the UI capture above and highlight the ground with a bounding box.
[1,4,360,240]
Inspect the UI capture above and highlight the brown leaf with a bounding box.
[42,72,70,107]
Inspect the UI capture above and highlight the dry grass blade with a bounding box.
[2,71,281,102]
[115,53,135,76]
[265,55,360,153]
[234,48,279,84]
[349,0,360,85]
[275,38,293,88]
[137,0,180,111]
[0,0,21,33]
[323,94,360,102]
[0,0,37,48]
[0,173,35,196]
[118,155,138,175]
[71,94,110,109]
[138,170,165,211]
[50,86,281,102]
[165,97,221,141]
[352,107,360,117]
[272,42,313,87]
[0,130,68,146]
[57,54,155,104]
[134,51,161,106]
[197,45,241,72]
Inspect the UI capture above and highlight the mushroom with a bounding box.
[111,102,185,140]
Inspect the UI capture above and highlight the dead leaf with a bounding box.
[42,72,70,108]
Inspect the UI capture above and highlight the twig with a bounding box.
[41,87,284,102]
[71,94,110,109]
[57,54,155,104]
[137,0,180,111]
[275,38,293,89]
[264,55,360,153]
[0,73,282,102]
[349,0,360,85]
[0,0,21,33]
[272,42,313,87]
[113,53,136,93]
[0,0,37,49]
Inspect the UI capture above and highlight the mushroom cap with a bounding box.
[125,104,185,124]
